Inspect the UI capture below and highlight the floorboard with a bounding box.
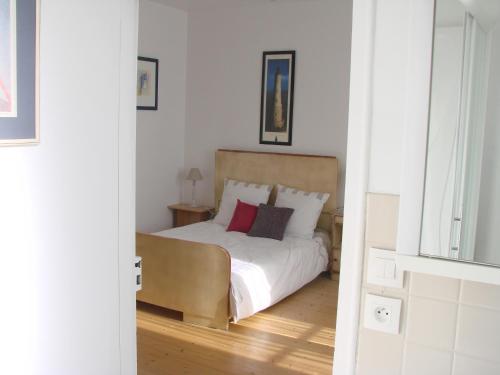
[137,274,338,375]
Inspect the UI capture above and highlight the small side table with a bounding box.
[332,214,344,248]
[168,204,212,228]
[331,214,344,276]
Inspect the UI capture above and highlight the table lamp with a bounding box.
[186,168,203,207]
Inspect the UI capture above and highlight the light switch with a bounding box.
[385,262,396,279]
[375,259,385,278]
[367,248,404,288]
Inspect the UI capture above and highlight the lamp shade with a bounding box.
[186,168,203,181]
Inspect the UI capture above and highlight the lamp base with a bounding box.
[191,181,197,207]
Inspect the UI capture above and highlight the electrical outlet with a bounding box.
[364,294,402,334]
[374,306,391,323]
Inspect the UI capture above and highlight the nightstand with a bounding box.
[168,204,212,228]
[331,214,344,276]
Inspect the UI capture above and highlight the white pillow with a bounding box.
[275,184,330,239]
[214,179,272,227]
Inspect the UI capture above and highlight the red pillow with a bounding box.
[227,199,258,233]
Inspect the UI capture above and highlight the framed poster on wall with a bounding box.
[137,56,159,111]
[259,50,295,146]
[0,0,40,145]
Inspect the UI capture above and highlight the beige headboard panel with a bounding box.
[215,149,338,233]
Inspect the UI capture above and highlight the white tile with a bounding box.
[406,296,458,350]
[453,355,500,375]
[356,327,404,375]
[455,305,500,361]
[461,281,500,310]
[365,193,399,248]
[402,343,453,375]
[409,272,460,302]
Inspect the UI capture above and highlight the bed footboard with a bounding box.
[136,233,231,330]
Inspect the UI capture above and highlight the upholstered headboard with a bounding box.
[214,149,338,235]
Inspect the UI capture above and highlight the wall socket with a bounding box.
[374,306,391,323]
[364,294,402,334]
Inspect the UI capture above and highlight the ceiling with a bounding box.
[436,0,500,30]
[460,0,500,31]
[151,0,316,12]
[436,0,466,27]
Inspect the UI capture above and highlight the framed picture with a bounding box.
[259,50,295,146]
[0,0,40,145]
[137,56,159,111]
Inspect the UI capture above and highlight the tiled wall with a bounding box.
[356,193,500,375]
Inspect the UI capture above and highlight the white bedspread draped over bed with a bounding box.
[154,221,329,322]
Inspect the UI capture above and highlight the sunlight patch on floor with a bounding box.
[238,312,335,347]
[137,276,339,375]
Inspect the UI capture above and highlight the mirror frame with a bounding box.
[395,0,500,285]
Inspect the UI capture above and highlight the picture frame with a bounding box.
[0,0,40,145]
[137,56,159,111]
[259,50,295,146]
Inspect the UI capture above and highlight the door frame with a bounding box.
[333,0,375,374]
[118,1,370,374]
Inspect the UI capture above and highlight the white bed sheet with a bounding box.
[154,221,329,322]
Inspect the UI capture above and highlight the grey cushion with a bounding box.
[247,204,294,241]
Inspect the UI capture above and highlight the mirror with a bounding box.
[421,0,500,266]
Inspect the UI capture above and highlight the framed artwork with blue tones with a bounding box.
[260,51,295,146]
[137,56,159,111]
[0,0,40,145]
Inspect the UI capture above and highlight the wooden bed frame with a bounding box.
[136,149,339,330]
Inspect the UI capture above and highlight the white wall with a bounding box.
[366,0,408,195]
[184,0,352,208]
[136,0,187,233]
[475,24,500,264]
[0,0,137,374]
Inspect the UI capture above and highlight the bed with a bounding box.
[136,149,338,329]
[153,221,330,322]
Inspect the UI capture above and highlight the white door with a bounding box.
[0,1,138,374]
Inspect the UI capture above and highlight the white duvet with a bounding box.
[153,221,329,322]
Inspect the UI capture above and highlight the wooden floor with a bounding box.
[137,274,338,375]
